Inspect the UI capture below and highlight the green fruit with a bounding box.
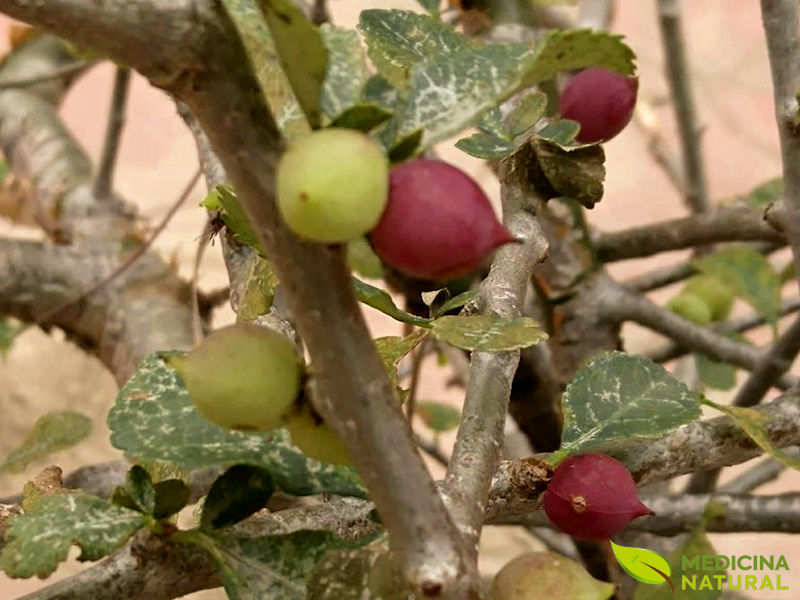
[276,128,389,243]
[491,552,614,600]
[667,292,713,325]
[284,403,351,466]
[169,323,302,432]
[683,275,734,321]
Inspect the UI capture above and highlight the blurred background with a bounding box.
[0,1,797,597]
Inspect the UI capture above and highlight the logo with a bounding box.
[611,542,791,594]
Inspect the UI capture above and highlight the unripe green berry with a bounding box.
[284,403,351,466]
[169,323,302,432]
[667,292,713,325]
[276,128,389,243]
[683,275,734,321]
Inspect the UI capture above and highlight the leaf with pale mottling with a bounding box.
[455,132,515,159]
[320,25,368,122]
[507,92,548,137]
[536,119,581,146]
[184,530,362,600]
[430,314,547,351]
[219,0,310,139]
[108,355,365,498]
[358,10,469,88]
[386,29,634,151]
[558,352,701,457]
[0,411,91,473]
[692,247,781,330]
[0,493,146,578]
[703,398,800,471]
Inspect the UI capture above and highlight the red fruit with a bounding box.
[543,453,652,541]
[370,159,515,281]
[559,68,638,144]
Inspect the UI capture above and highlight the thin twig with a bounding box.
[624,241,783,292]
[657,0,711,213]
[405,337,429,422]
[599,277,800,389]
[0,60,91,90]
[414,433,449,468]
[94,66,132,200]
[593,206,784,262]
[719,449,798,494]
[633,97,687,196]
[648,296,800,363]
[31,168,201,328]
[191,217,216,344]
[760,0,800,282]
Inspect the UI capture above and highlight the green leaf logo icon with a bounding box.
[611,541,673,589]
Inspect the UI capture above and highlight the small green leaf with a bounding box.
[152,479,190,519]
[352,278,431,327]
[746,177,782,209]
[507,92,548,137]
[559,352,701,457]
[347,238,384,279]
[611,541,672,586]
[692,247,781,331]
[109,354,366,498]
[330,104,393,132]
[202,185,265,255]
[695,354,737,391]
[124,465,156,514]
[202,465,275,529]
[258,0,328,128]
[238,256,279,320]
[536,119,582,146]
[702,398,800,470]
[434,289,479,317]
[455,132,516,159]
[0,493,146,578]
[375,329,429,387]
[418,402,461,432]
[0,411,91,473]
[430,314,547,351]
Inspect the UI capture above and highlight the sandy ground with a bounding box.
[1,1,798,598]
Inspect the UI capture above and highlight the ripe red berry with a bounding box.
[370,159,515,281]
[559,67,638,144]
[543,453,652,541]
